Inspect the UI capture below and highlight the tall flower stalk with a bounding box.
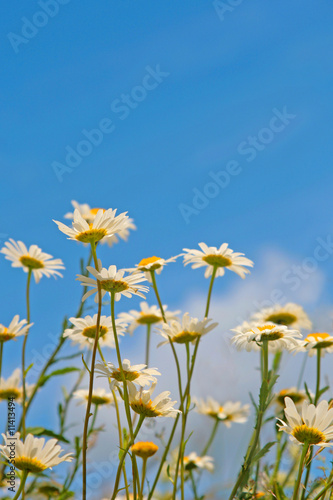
[21,268,32,440]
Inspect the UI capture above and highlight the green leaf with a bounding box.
[304,382,313,404]
[318,385,330,398]
[40,367,80,386]
[55,352,83,363]
[24,363,34,377]
[26,427,70,443]
[249,392,258,412]
[252,441,275,463]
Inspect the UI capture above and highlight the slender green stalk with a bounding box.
[12,470,28,500]
[202,419,219,455]
[111,415,145,500]
[190,470,199,500]
[301,349,322,500]
[82,242,103,500]
[204,267,217,318]
[139,458,147,499]
[145,324,151,367]
[292,443,309,500]
[21,269,32,441]
[0,341,3,380]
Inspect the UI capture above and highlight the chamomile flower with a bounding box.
[277,397,333,447]
[0,239,64,283]
[194,397,250,427]
[183,452,214,473]
[129,255,179,282]
[0,369,34,403]
[275,388,310,409]
[54,208,128,245]
[131,441,159,459]
[95,359,160,390]
[182,242,253,279]
[231,323,302,353]
[0,316,32,343]
[157,313,218,346]
[128,381,180,418]
[118,302,180,335]
[251,303,312,330]
[0,433,73,473]
[64,201,136,247]
[296,333,333,357]
[77,262,149,302]
[63,315,126,350]
[73,388,114,406]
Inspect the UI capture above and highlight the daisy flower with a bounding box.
[0,315,32,343]
[251,303,312,330]
[182,242,253,279]
[157,313,218,346]
[0,368,34,402]
[118,302,180,335]
[95,359,160,390]
[0,433,72,473]
[54,208,128,245]
[73,388,114,406]
[131,441,159,459]
[275,388,310,409]
[64,201,136,247]
[231,323,303,353]
[77,263,149,302]
[0,239,64,283]
[277,397,333,447]
[128,381,180,418]
[183,452,214,473]
[63,315,126,350]
[194,396,250,427]
[129,255,179,282]
[295,332,333,357]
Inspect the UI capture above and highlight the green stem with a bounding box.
[145,324,151,367]
[21,268,32,441]
[140,458,147,499]
[190,470,199,500]
[82,243,103,500]
[0,341,3,380]
[204,267,217,318]
[292,443,309,500]
[12,470,28,500]
[202,419,219,455]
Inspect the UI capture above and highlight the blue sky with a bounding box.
[1,1,333,497]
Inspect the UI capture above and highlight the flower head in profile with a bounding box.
[0,368,34,403]
[64,201,136,247]
[95,359,160,390]
[251,303,312,330]
[54,208,128,245]
[63,315,126,350]
[183,452,214,473]
[77,262,149,302]
[128,381,180,418]
[118,302,180,335]
[0,315,32,343]
[274,388,310,410]
[73,388,115,406]
[0,433,72,473]
[231,323,302,352]
[182,242,253,279]
[277,397,333,447]
[0,239,64,283]
[295,333,333,357]
[157,313,218,346]
[129,255,179,282]
[194,396,250,427]
[131,441,159,459]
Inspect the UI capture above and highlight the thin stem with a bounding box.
[0,341,3,380]
[297,353,308,390]
[82,242,103,500]
[202,419,219,455]
[204,266,217,318]
[150,271,166,322]
[145,324,151,367]
[21,268,32,441]
[190,470,199,500]
[292,443,309,500]
[12,470,28,500]
[140,458,147,499]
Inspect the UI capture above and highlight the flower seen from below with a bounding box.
[231,323,302,352]
[157,312,218,346]
[95,359,160,390]
[251,302,312,330]
[128,381,180,418]
[118,302,180,335]
[0,315,32,343]
[194,396,250,427]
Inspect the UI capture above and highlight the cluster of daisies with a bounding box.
[0,199,333,500]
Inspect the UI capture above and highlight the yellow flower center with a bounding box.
[292,424,326,445]
[75,227,107,243]
[131,399,162,417]
[305,333,333,348]
[0,328,16,343]
[137,313,161,325]
[253,325,284,342]
[276,390,305,407]
[90,208,105,216]
[81,325,108,340]
[131,441,159,459]
[173,331,200,344]
[15,456,47,473]
[100,279,129,293]
[265,312,297,326]
[19,255,44,270]
[202,254,232,267]
[138,256,162,271]
[0,388,22,400]
[184,456,199,471]
[111,369,140,382]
